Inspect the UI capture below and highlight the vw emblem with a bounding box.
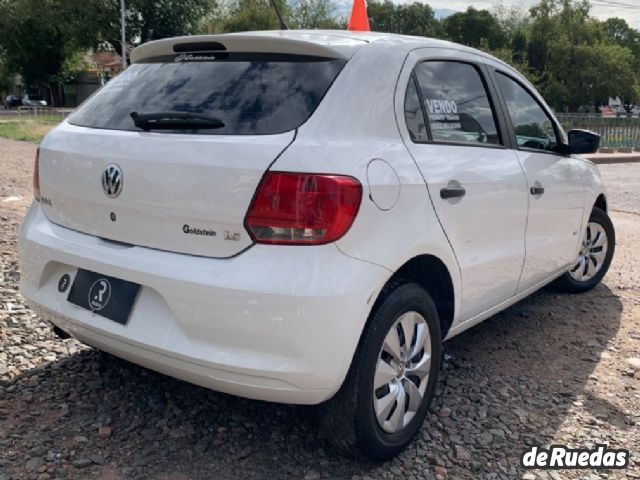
[101,164,123,199]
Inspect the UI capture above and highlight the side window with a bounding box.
[404,76,428,142]
[414,61,501,145]
[495,72,559,152]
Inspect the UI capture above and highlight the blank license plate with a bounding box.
[67,269,140,325]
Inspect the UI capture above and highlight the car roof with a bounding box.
[130,30,508,66]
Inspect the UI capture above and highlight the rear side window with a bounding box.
[413,61,501,145]
[495,72,559,152]
[68,54,346,135]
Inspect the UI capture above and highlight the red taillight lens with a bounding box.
[33,147,40,202]
[245,172,362,245]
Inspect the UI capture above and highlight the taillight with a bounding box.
[245,172,362,245]
[33,147,40,202]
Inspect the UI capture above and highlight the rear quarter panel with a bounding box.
[273,40,463,330]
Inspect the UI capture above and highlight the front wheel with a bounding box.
[320,283,442,460]
[554,207,615,293]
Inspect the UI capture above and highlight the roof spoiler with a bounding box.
[131,33,365,63]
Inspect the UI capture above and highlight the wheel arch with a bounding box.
[372,254,456,339]
[594,193,607,212]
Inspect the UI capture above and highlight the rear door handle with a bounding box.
[530,186,545,195]
[440,187,466,199]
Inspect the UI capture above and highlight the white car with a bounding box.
[19,31,614,459]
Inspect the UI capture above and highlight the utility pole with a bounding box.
[120,0,127,70]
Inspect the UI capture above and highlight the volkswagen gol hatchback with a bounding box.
[20,31,614,459]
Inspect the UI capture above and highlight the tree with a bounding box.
[491,1,530,39]
[601,18,640,71]
[0,0,218,104]
[510,30,528,65]
[220,0,289,32]
[525,0,638,111]
[527,0,602,71]
[442,7,507,50]
[368,1,441,37]
[96,0,217,54]
[0,57,11,97]
[0,0,102,105]
[290,0,341,29]
[548,42,636,110]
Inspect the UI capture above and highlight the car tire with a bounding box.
[319,282,442,461]
[553,207,615,293]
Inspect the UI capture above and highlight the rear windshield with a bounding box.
[68,53,346,135]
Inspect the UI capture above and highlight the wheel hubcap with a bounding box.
[569,221,608,282]
[373,311,431,434]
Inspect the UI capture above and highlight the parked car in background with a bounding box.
[20,31,614,460]
[22,94,47,107]
[3,95,22,109]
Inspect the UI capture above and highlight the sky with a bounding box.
[334,0,640,29]
[426,0,640,27]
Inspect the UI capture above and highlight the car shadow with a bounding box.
[434,282,625,476]
[0,283,623,479]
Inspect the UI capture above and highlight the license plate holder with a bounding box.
[67,269,140,325]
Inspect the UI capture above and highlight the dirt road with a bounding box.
[1,138,638,479]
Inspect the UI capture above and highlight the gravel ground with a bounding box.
[1,137,638,480]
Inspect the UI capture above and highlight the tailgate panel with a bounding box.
[39,122,293,258]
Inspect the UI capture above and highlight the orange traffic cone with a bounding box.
[347,0,370,31]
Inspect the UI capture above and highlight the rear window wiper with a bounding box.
[130,111,225,131]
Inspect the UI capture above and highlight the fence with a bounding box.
[556,113,640,150]
[14,107,74,122]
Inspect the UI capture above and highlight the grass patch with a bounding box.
[0,118,60,143]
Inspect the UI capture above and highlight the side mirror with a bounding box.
[567,129,600,155]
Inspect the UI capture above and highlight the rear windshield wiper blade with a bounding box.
[130,111,225,131]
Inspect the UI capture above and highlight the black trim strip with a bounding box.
[173,41,226,52]
[410,71,432,141]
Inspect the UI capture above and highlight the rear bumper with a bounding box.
[19,203,388,404]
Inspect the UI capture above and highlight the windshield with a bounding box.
[68,54,346,135]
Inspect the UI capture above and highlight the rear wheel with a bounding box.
[554,207,615,293]
[320,283,441,460]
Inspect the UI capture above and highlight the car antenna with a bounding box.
[269,0,288,30]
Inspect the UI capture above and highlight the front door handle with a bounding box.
[530,186,545,195]
[440,187,466,199]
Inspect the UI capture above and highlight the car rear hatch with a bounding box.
[37,33,362,258]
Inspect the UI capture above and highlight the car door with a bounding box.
[400,54,529,321]
[491,71,585,292]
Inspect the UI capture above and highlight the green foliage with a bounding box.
[0,0,217,103]
[601,17,640,72]
[0,57,11,96]
[443,7,507,50]
[491,1,531,39]
[0,117,60,143]
[98,0,217,47]
[368,1,441,37]
[0,0,89,87]
[524,0,639,111]
[290,0,341,29]
[220,0,288,32]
